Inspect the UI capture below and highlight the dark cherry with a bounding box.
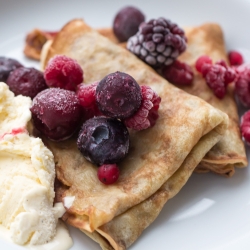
[0,56,23,82]
[30,88,82,141]
[113,6,145,42]
[6,67,47,99]
[96,71,142,119]
[77,117,129,165]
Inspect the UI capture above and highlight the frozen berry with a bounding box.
[96,71,142,119]
[240,110,250,144]
[77,117,129,165]
[6,67,47,99]
[0,56,23,82]
[195,55,212,74]
[205,64,227,99]
[44,55,83,91]
[30,88,82,141]
[76,82,102,120]
[228,50,243,66]
[97,164,120,185]
[161,60,193,85]
[127,17,187,68]
[235,67,250,107]
[124,85,161,130]
[113,6,145,42]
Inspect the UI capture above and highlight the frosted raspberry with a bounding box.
[240,111,250,144]
[228,50,243,66]
[76,82,102,120]
[195,55,212,74]
[127,17,187,68]
[161,60,193,85]
[235,66,250,107]
[124,85,161,130]
[205,64,227,99]
[44,55,83,91]
[97,164,120,185]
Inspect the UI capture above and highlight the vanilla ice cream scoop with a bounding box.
[0,82,72,248]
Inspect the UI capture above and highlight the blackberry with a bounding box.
[127,17,187,68]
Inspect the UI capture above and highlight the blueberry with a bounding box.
[77,117,129,165]
[113,6,145,42]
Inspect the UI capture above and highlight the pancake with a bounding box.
[40,19,228,249]
[92,24,247,177]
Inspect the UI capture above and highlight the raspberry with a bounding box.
[44,55,83,91]
[76,82,102,120]
[96,71,142,119]
[0,57,23,82]
[161,60,193,85]
[97,164,120,185]
[195,55,212,74]
[235,67,250,107]
[113,6,145,42]
[228,50,244,66]
[77,117,129,165]
[30,88,82,141]
[127,17,187,68]
[240,110,250,144]
[124,85,161,130]
[6,67,47,99]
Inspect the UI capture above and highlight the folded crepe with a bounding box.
[90,24,247,177]
[41,19,228,249]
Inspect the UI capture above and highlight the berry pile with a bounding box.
[195,55,236,99]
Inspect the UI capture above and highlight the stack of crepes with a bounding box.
[97,24,248,177]
[40,19,233,250]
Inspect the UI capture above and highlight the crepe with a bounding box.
[41,19,228,249]
[90,24,247,177]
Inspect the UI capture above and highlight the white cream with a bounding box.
[0,220,73,250]
[63,196,75,209]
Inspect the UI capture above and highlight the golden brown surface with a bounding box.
[41,19,228,249]
[94,24,248,177]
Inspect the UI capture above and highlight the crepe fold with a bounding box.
[41,19,228,249]
[91,23,247,177]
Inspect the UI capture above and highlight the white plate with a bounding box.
[1,0,250,249]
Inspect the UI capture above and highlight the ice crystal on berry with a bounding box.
[235,65,250,107]
[6,67,47,99]
[240,110,250,144]
[124,85,161,130]
[127,17,187,68]
[77,117,129,165]
[161,60,193,85]
[30,88,82,141]
[96,71,142,119]
[44,55,83,91]
[76,82,102,120]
